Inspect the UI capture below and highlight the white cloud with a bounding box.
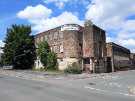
[118,39,135,46]
[118,31,135,40]
[55,1,65,9]
[43,0,90,9]
[43,0,69,9]
[106,37,114,43]
[44,0,69,4]
[32,11,83,32]
[132,49,135,53]
[116,20,135,49]
[0,40,5,47]
[17,5,83,33]
[0,40,4,53]
[17,4,52,19]
[122,20,135,31]
[85,0,135,52]
[85,0,135,29]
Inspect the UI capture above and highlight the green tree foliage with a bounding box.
[37,41,50,67]
[2,24,36,69]
[37,41,58,70]
[47,52,58,70]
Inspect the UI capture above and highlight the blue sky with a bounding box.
[0,0,135,52]
[0,0,89,38]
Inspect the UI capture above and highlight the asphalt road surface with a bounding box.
[0,70,135,101]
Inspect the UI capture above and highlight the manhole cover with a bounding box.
[89,82,96,85]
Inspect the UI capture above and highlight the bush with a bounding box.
[47,52,58,70]
[64,62,82,74]
[37,41,58,71]
[37,41,50,67]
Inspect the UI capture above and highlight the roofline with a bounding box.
[92,24,106,32]
[35,23,83,37]
[131,53,135,55]
[34,23,106,38]
[107,42,130,52]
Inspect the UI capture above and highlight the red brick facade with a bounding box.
[35,21,107,73]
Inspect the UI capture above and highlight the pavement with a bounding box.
[0,69,135,101]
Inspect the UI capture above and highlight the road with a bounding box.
[0,70,135,101]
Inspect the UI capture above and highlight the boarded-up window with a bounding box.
[59,31,63,39]
[54,32,58,40]
[44,35,48,41]
[49,33,53,40]
[54,45,59,53]
[94,43,98,57]
[60,44,63,53]
[40,36,43,42]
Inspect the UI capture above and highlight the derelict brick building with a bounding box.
[35,20,107,73]
[106,42,131,72]
[130,53,135,66]
[83,21,106,73]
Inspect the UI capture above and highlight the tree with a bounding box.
[37,41,50,67]
[37,41,57,70]
[47,51,58,70]
[2,24,36,69]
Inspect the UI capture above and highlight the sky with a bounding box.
[0,0,135,52]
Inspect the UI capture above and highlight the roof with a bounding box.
[34,24,82,38]
[107,42,130,54]
[34,22,105,38]
[93,24,105,32]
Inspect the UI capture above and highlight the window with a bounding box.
[54,45,59,53]
[54,32,58,40]
[40,36,43,42]
[84,58,90,64]
[44,35,48,41]
[60,44,63,53]
[49,33,53,40]
[59,31,63,39]
[79,43,82,55]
